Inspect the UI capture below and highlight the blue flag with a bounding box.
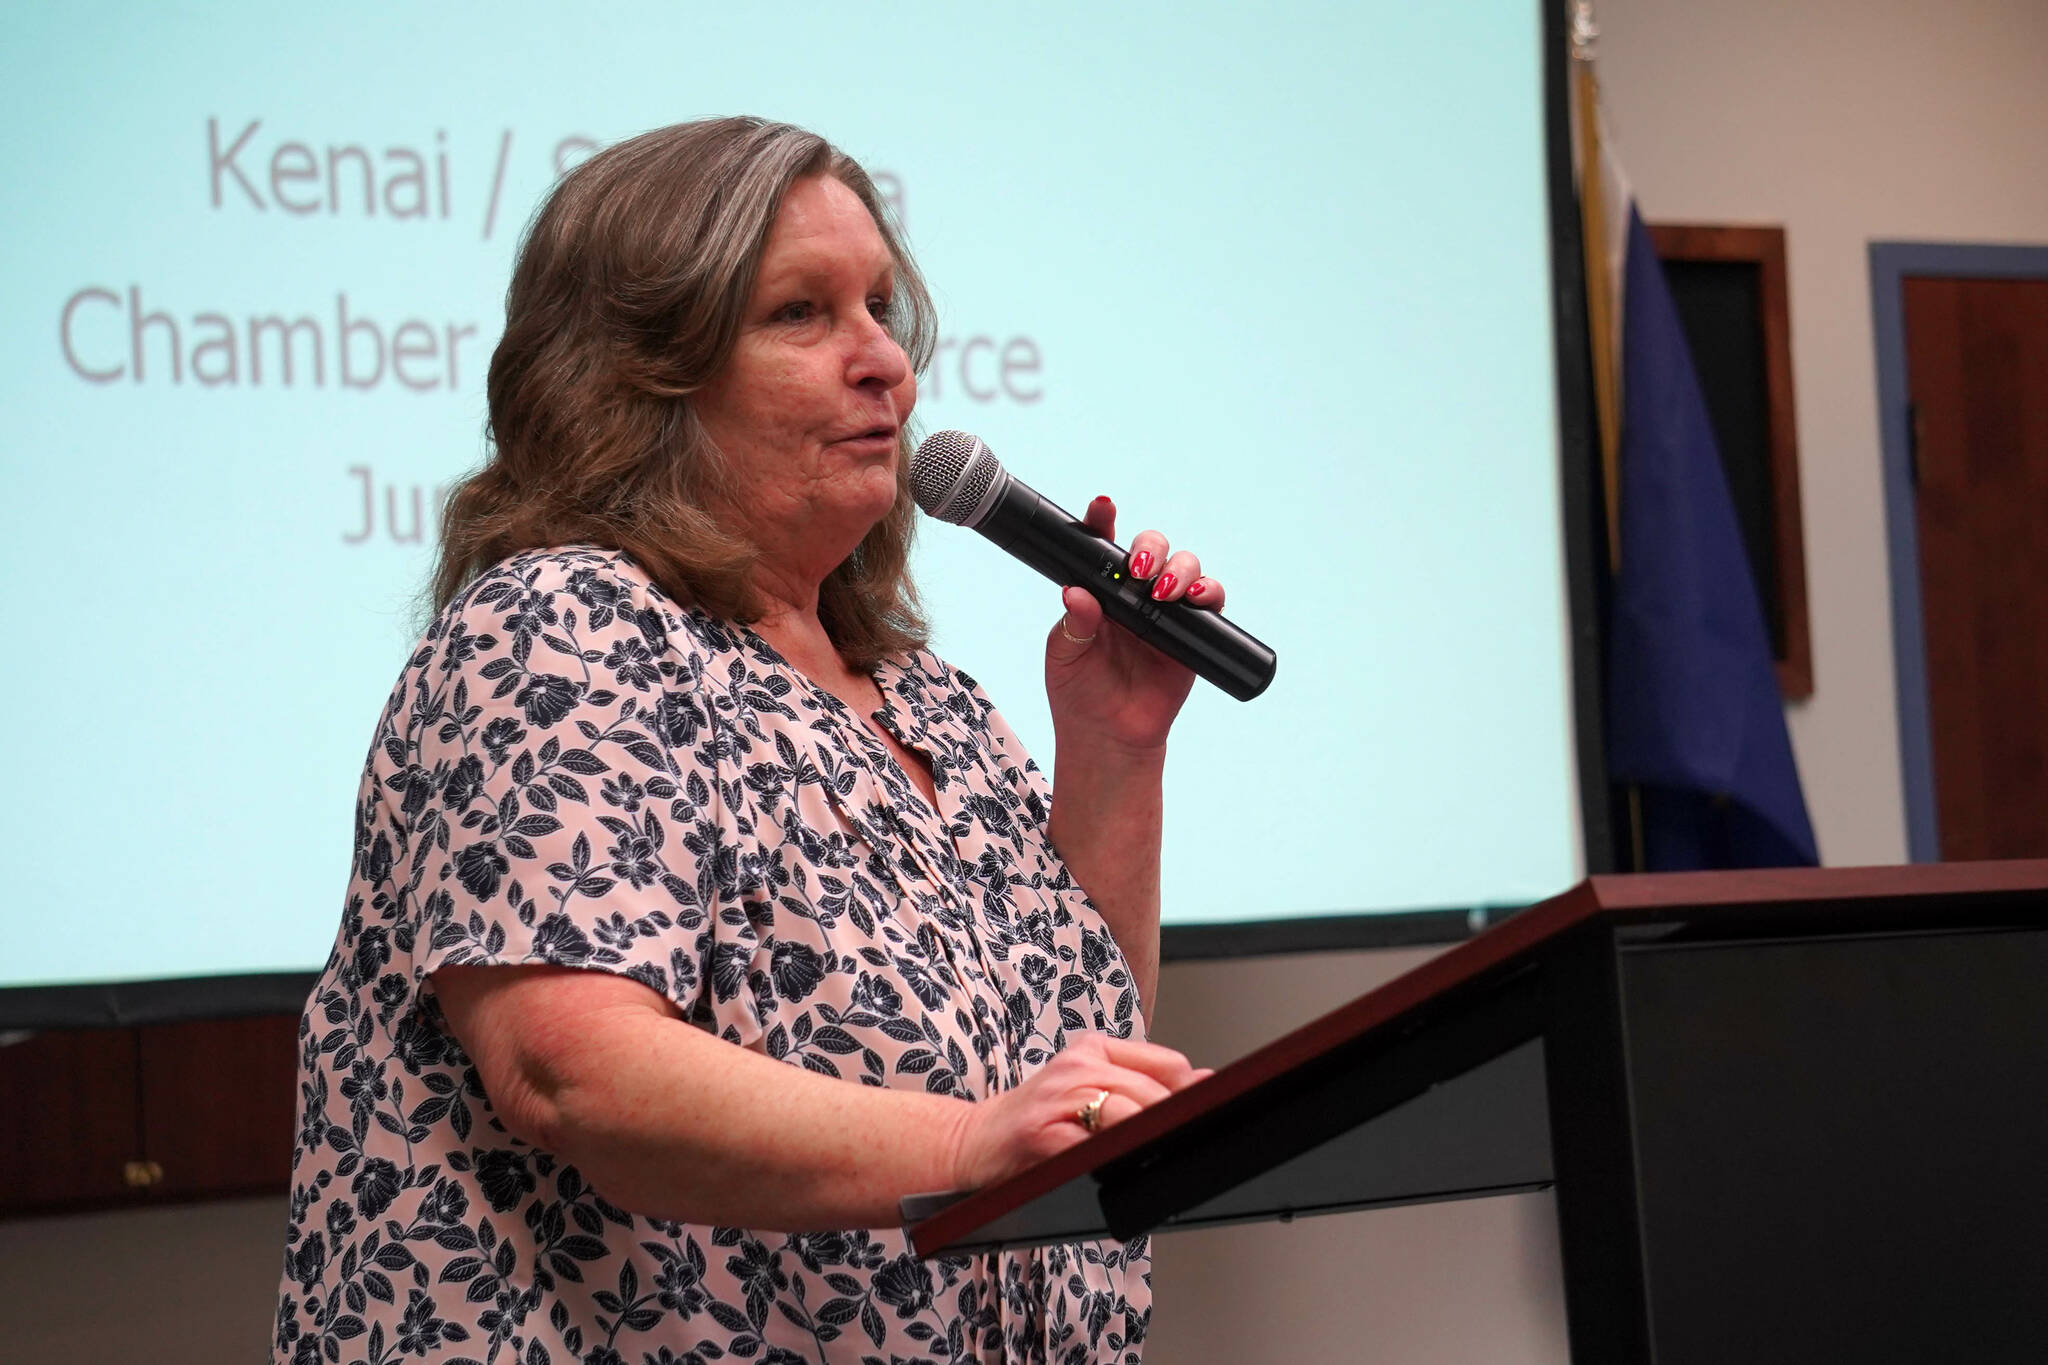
[1604,209,1819,869]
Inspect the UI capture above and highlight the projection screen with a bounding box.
[0,0,1597,1018]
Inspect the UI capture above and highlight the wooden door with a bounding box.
[1902,276,2048,860]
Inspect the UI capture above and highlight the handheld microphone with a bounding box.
[910,430,1277,702]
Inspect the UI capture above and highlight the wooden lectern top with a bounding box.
[908,859,2048,1257]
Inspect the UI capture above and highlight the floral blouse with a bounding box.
[274,547,1150,1365]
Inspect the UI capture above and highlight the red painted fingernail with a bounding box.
[1131,551,1153,578]
[1152,572,1178,600]
[1187,581,1205,599]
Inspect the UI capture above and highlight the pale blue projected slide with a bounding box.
[0,1,1577,988]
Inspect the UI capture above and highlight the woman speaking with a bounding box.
[275,117,1221,1365]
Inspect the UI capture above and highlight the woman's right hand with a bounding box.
[947,1035,1212,1191]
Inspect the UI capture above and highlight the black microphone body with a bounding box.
[916,433,1276,701]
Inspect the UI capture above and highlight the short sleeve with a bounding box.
[393,552,717,1015]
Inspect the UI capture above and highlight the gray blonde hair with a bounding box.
[432,117,937,667]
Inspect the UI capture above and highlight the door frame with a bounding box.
[1869,242,2048,861]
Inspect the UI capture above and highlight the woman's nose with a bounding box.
[848,313,910,392]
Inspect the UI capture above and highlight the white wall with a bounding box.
[1145,949,1570,1365]
[1597,0,2048,866]
[0,1194,285,1361]
[4,3,2045,1361]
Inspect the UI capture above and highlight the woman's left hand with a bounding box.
[1044,496,1227,752]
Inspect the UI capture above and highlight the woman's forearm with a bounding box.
[436,967,972,1231]
[1047,738,1166,1027]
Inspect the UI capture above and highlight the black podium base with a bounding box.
[1555,923,2048,1365]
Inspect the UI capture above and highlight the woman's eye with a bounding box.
[868,296,894,323]
[773,301,814,324]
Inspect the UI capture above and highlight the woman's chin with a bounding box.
[802,487,898,555]
[840,462,903,520]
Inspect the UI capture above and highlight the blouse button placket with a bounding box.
[822,680,1017,1096]
[881,683,1035,1090]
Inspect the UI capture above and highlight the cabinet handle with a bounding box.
[122,1160,164,1189]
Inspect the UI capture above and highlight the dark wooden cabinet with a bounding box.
[0,1013,298,1218]
[139,1015,300,1202]
[0,1026,142,1214]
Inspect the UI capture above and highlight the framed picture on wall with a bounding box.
[1649,223,1813,700]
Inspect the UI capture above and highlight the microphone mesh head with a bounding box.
[911,430,1003,526]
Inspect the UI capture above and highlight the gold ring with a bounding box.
[1076,1088,1111,1133]
[1059,620,1097,646]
